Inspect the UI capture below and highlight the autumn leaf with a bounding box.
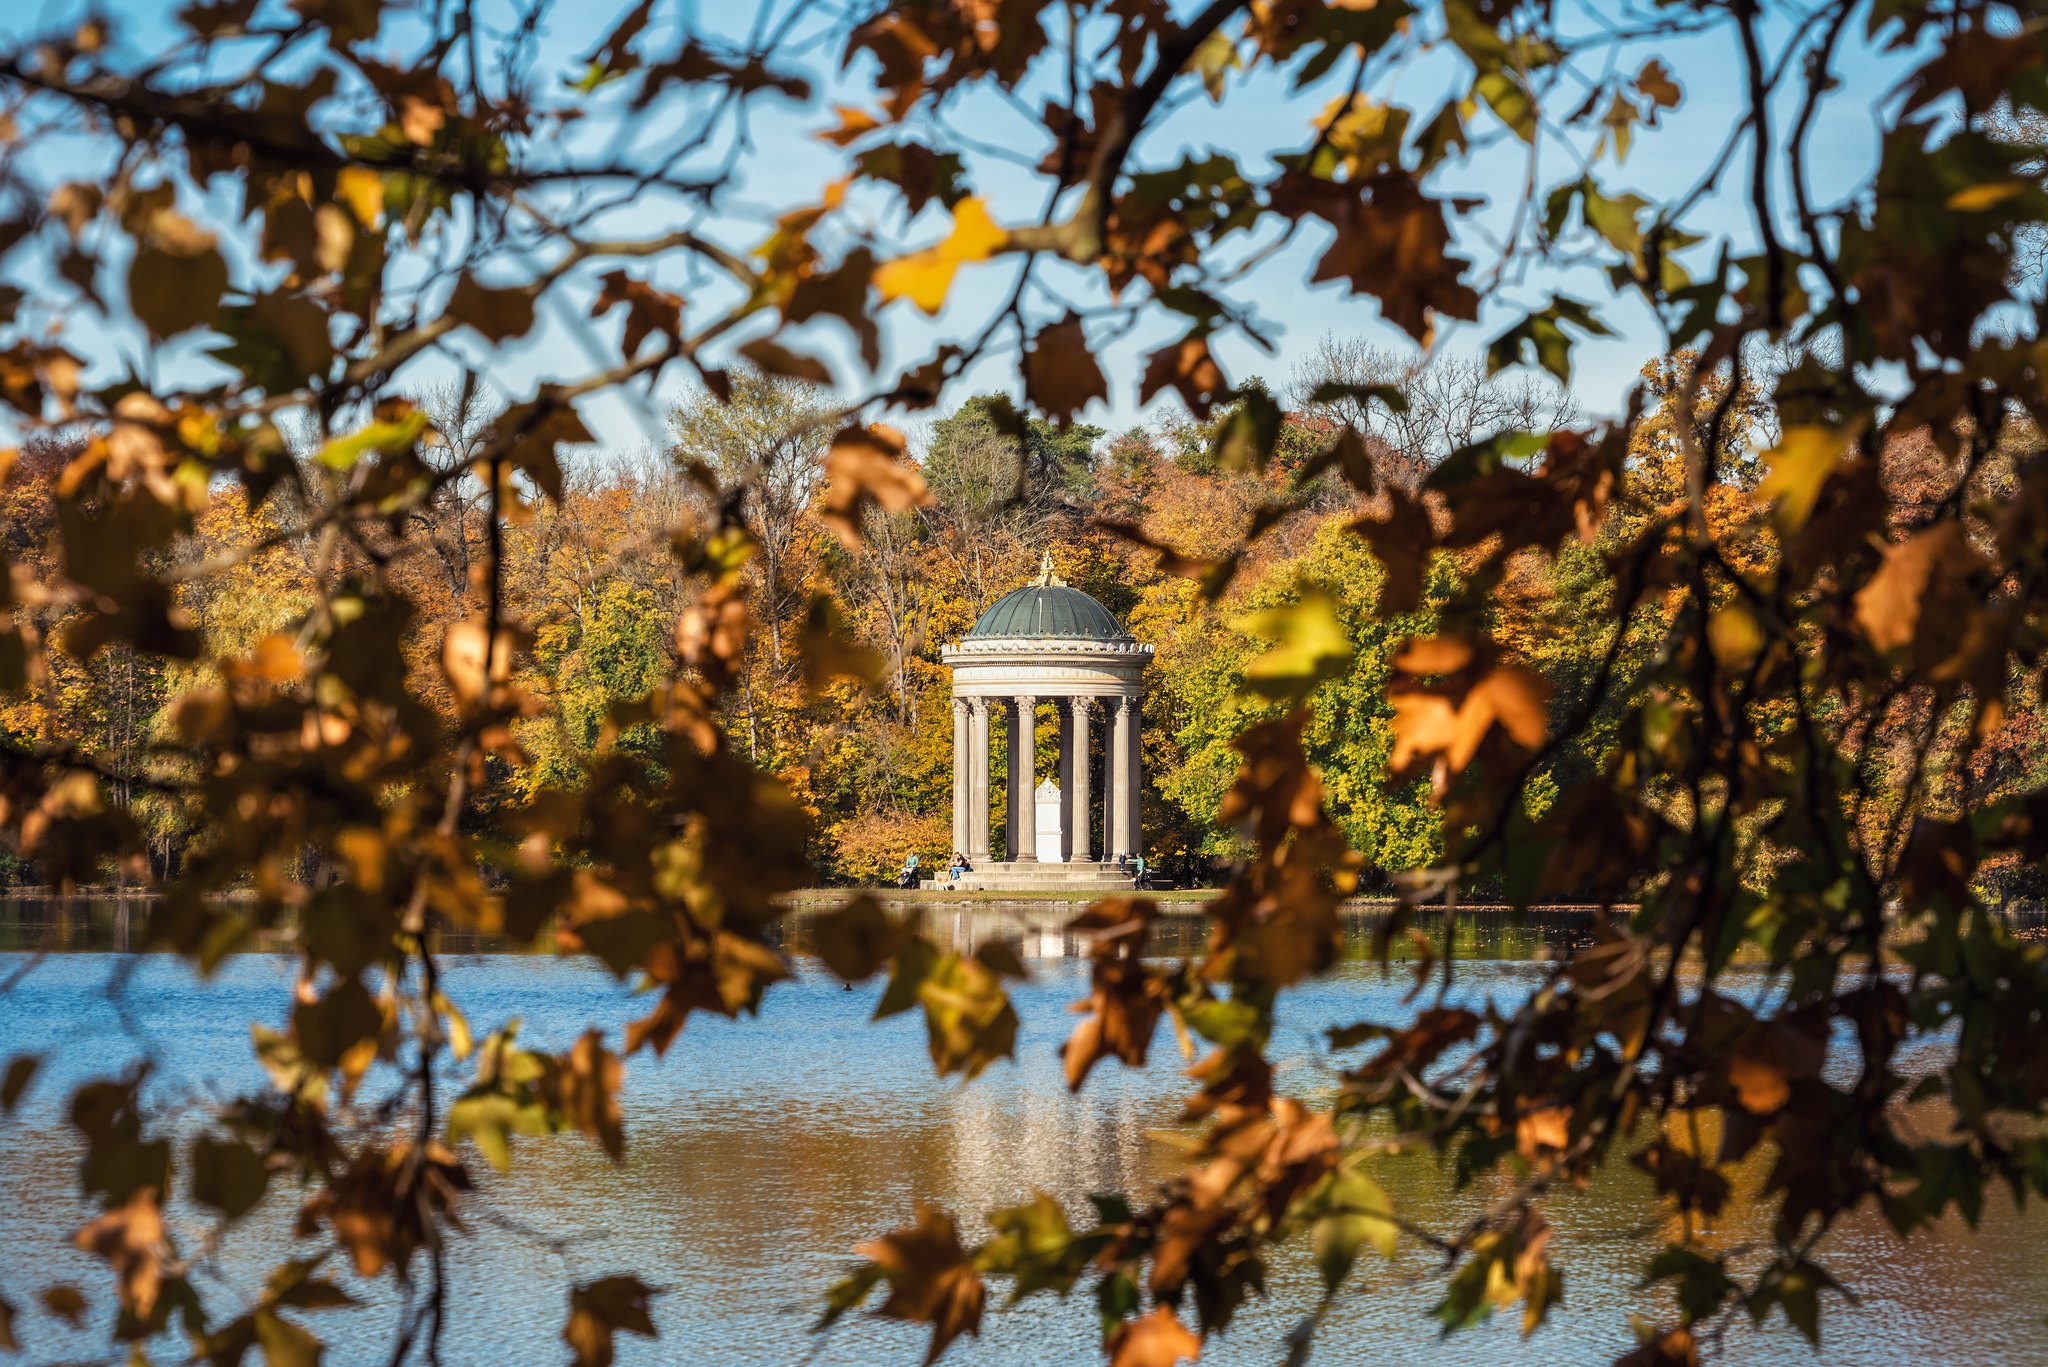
[1022,314,1107,423]
[1,1054,39,1113]
[550,1031,626,1164]
[1389,660,1549,778]
[1756,425,1850,531]
[1139,334,1229,416]
[449,274,537,342]
[74,1187,166,1320]
[857,1203,986,1364]
[1232,589,1353,702]
[1107,1305,1200,1367]
[564,1275,659,1367]
[1854,519,1982,655]
[738,337,833,384]
[593,271,683,357]
[818,424,932,549]
[873,196,1006,314]
[811,895,909,981]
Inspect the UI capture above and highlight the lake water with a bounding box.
[1,899,2044,1365]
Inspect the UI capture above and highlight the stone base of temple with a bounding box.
[920,860,1139,893]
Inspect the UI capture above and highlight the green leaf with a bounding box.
[1475,71,1535,142]
[1314,1169,1398,1289]
[314,408,430,470]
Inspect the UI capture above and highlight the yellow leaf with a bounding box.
[1706,603,1763,667]
[1756,424,1848,531]
[873,197,1006,315]
[1233,588,1353,701]
[1947,179,2028,212]
[335,166,385,227]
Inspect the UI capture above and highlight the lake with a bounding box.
[1,898,2044,1364]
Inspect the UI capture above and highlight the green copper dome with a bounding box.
[967,583,1126,641]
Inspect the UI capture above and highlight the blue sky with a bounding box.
[0,0,1949,454]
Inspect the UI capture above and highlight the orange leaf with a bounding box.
[1108,1305,1201,1367]
[819,424,932,549]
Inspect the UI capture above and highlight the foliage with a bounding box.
[1,2,2047,1366]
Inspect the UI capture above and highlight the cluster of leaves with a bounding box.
[2,2,2048,1366]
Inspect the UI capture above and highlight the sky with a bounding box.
[0,0,1956,457]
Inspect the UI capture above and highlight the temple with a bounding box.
[932,554,1152,892]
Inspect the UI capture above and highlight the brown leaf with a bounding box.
[74,1187,165,1320]
[449,275,536,342]
[811,895,910,981]
[819,424,932,549]
[40,1284,86,1328]
[441,617,518,711]
[1351,486,1434,614]
[857,1203,985,1364]
[1107,1305,1201,1367]
[738,337,833,384]
[1272,170,1479,340]
[552,1030,626,1164]
[1022,313,1107,424]
[1139,334,1229,416]
[130,243,228,339]
[564,1275,659,1367]
[1389,662,1549,777]
[593,270,683,358]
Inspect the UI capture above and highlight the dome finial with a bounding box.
[1034,550,1065,587]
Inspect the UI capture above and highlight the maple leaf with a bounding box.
[1232,589,1354,702]
[1351,486,1435,615]
[873,197,1007,314]
[1854,519,1983,656]
[1757,424,1852,531]
[857,1203,986,1364]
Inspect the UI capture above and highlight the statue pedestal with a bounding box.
[1034,778,1065,863]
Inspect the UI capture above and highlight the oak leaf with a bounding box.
[592,271,683,358]
[1022,313,1107,423]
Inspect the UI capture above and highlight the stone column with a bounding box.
[1068,697,1093,862]
[1056,702,1074,862]
[1107,695,1131,860]
[968,699,991,861]
[1003,697,1019,860]
[1124,690,1143,860]
[1013,695,1038,862]
[951,697,970,859]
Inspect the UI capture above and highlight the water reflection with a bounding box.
[0,906,2043,1365]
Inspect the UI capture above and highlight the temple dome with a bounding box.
[965,555,1127,642]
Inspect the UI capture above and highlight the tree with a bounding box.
[1,4,2047,1367]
